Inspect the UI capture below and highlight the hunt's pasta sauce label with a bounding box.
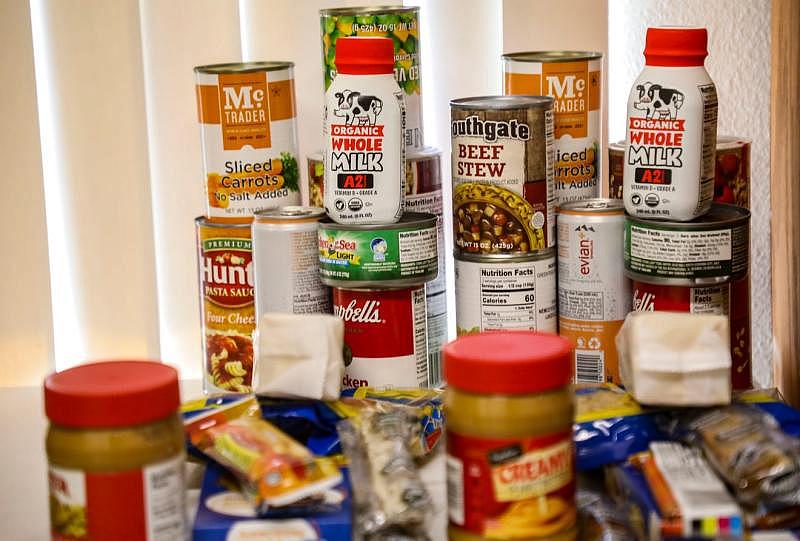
[447,430,576,539]
[196,218,255,394]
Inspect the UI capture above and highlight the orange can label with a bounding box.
[196,219,255,393]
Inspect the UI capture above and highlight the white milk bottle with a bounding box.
[324,37,405,224]
[624,27,718,221]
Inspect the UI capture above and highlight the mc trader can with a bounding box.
[333,285,432,389]
[557,199,630,384]
[195,62,300,222]
[196,217,255,394]
[504,51,603,205]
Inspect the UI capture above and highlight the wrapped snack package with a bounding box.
[184,396,342,513]
[338,409,432,538]
[577,488,637,541]
[253,313,344,400]
[660,403,800,529]
[616,311,732,407]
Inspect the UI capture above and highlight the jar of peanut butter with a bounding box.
[45,360,186,540]
[444,331,576,541]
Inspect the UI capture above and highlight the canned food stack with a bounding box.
[621,27,752,389]
[194,62,334,394]
[450,96,558,337]
[320,34,441,389]
[315,7,448,384]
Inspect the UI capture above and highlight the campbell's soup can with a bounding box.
[557,199,630,384]
[196,218,255,393]
[504,51,602,204]
[320,6,423,149]
[252,206,330,321]
[632,278,751,389]
[451,95,555,254]
[333,286,433,389]
[454,250,557,336]
[195,62,301,222]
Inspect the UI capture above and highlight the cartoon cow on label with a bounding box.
[634,82,685,120]
[333,90,383,126]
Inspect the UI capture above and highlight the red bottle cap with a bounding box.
[44,360,180,428]
[335,37,395,75]
[443,331,573,395]
[644,27,708,67]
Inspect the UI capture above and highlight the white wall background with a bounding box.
[608,0,773,386]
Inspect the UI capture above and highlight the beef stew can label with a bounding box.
[195,64,301,222]
[455,252,557,336]
[196,218,256,394]
[49,456,186,540]
[333,286,429,389]
[451,96,555,254]
[504,52,603,204]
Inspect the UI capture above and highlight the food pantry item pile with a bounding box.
[42,8,799,541]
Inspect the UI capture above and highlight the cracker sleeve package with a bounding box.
[337,409,432,538]
[183,395,342,512]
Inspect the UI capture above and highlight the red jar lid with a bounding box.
[335,37,394,75]
[644,27,708,67]
[44,360,180,428]
[444,331,572,395]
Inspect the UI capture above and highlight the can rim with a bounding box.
[330,283,427,292]
[320,5,417,16]
[558,198,625,214]
[625,269,740,287]
[408,146,442,160]
[608,140,626,151]
[503,51,603,62]
[625,203,750,228]
[254,206,326,221]
[195,216,252,229]
[450,95,554,110]
[454,247,555,263]
[195,61,294,74]
[717,135,753,149]
[319,212,437,230]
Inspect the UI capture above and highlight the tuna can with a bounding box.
[454,249,557,336]
[632,276,752,390]
[624,203,750,284]
[609,137,750,208]
[608,141,625,199]
[252,206,330,321]
[451,95,555,254]
[196,217,255,393]
[318,212,438,288]
[320,6,423,149]
[557,199,630,383]
[307,151,324,207]
[195,62,300,222]
[503,51,603,204]
[333,285,432,389]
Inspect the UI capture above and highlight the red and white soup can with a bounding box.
[632,278,751,389]
[333,285,432,389]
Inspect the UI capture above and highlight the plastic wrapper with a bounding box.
[577,488,637,541]
[659,403,800,529]
[338,409,431,538]
[183,396,342,513]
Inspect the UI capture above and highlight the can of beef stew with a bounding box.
[557,199,630,384]
[320,6,423,149]
[624,203,750,285]
[195,62,300,222]
[252,206,330,321]
[196,218,255,393]
[454,249,557,336]
[333,285,432,389]
[318,212,438,288]
[608,141,624,199]
[451,95,555,254]
[503,51,602,205]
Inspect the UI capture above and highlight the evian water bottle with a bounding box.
[624,27,718,221]
[324,37,406,224]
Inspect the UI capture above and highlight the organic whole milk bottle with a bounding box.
[624,27,718,221]
[324,37,406,224]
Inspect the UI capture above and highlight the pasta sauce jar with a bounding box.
[444,332,577,541]
[45,361,186,540]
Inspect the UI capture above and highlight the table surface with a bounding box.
[0,381,447,540]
